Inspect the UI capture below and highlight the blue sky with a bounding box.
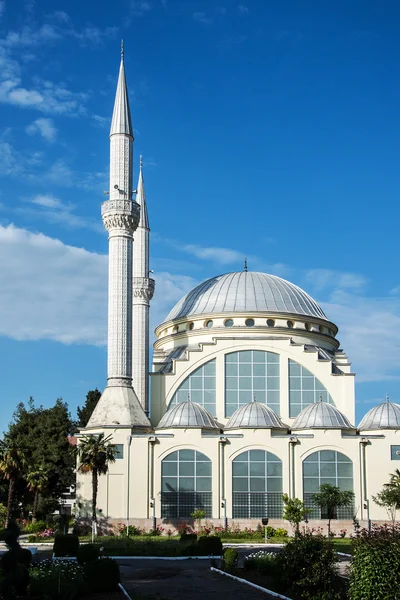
[0,0,399,431]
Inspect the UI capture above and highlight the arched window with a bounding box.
[232,450,283,518]
[303,450,354,519]
[289,359,334,418]
[169,359,216,415]
[161,450,212,518]
[225,351,280,417]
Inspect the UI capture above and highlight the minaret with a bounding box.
[87,44,150,429]
[132,156,155,415]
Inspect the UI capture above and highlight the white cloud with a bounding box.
[22,194,102,232]
[0,1,5,19]
[237,4,249,14]
[193,12,213,25]
[182,243,243,264]
[0,224,196,345]
[305,268,367,292]
[390,285,400,296]
[26,117,57,142]
[30,194,65,209]
[130,1,152,16]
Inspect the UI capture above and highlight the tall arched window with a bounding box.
[303,450,354,519]
[232,450,283,518]
[169,359,216,415]
[225,351,280,417]
[161,450,212,518]
[289,359,334,417]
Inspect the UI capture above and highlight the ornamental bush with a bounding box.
[29,559,84,600]
[243,550,278,576]
[196,535,223,555]
[25,520,47,534]
[222,548,238,572]
[77,543,100,564]
[53,534,80,557]
[349,524,400,600]
[83,557,120,593]
[274,530,341,600]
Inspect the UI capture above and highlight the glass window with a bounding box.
[205,320,213,328]
[303,450,354,519]
[232,450,283,518]
[170,359,216,414]
[391,446,400,460]
[224,351,280,417]
[114,444,124,459]
[161,450,212,518]
[245,318,255,327]
[267,319,275,327]
[288,359,334,417]
[224,319,234,327]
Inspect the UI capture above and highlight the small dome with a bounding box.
[225,401,287,430]
[359,398,400,430]
[162,271,329,323]
[292,401,353,429]
[157,401,219,430]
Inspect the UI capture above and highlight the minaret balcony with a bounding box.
[132,277,155,300]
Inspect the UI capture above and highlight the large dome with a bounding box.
[164,271,327,323]
[156,401,220,430]
[225,401,287,430]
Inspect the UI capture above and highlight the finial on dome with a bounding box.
[121,39,124,60]
[386,393,390,403]
[187,393,191,402]
[319,393,323,402]
[244,257,248,272]
[252,393,256,403]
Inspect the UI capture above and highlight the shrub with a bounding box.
[29,559,84,600]
[145,525,164,537]
[274,527,288,538]
[349,524,400,600]
[275,531,341,600]
[83,557,120,593]
[77,543,100,564]
[72,520,92,536]
[196,535,223,556]
[180,532,197,542]
[265,526,276,538]
[118,524,142,536]
[25,520,47,534]
[222,548,238,571]
[244,550,278,576]
[53,534,80,557]
[27,534,37,543]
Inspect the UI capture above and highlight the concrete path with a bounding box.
[119,559,277,600]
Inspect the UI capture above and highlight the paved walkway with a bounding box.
[119,559,277,600]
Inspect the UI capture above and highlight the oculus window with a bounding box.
[225,351,280,417]
[289,359,334,418]
[170,359,216,415]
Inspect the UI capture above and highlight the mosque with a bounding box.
[76,49,400,531]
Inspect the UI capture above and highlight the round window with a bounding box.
[305,323,310,331]
[287,320,294,328]
[173,325,179,333]
[266,319,275,327]
[205,320,213,328]
[319,325,324,333]
[245,318,255,327]
[224,319,234,327]
[188,322,194,331]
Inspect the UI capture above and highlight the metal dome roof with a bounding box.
[292,401,354,430]
[359,398,400,430]
[157,401,220,430]
[225,401,288,430]
[163,271,327,323]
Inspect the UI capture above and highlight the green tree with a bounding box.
[282,494,310,533]
[77,433,117,523]
[385,468,400,488]
[5,398,75,517]
[373,475,400,528]
[0,439,26,526]
[77,389,101,429]
[26,466,49,522]
[311,484,354,536]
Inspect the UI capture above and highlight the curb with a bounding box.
[118,583,132,599]
[112,555,222,560]
[210,567,293,599]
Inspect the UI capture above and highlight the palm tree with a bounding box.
[26,466,49,522]
[385,468,400,488]
[76,433,117,523]
[0,440,26,526]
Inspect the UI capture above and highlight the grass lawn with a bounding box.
[331,538,353,555]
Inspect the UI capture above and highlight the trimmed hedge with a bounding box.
[83,557,120,593]
[77,544,99,564]
[349,524,400,600]
[53,534,80,557]
[197,535,223,555]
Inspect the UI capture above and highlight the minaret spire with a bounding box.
[87,45,150,430]
[132,155,155,415]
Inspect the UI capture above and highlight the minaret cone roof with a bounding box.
[136,156,149,229]
[110,52,133,137]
